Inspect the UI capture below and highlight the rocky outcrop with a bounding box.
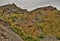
[0,3,27,14]
[38,6,57,10]
[0,19,23,41]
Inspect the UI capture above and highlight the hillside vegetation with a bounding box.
[0,3,60,41]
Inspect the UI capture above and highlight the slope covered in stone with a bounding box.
[0,19,23,41]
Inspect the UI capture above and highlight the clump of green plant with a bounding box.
[11,16,17,22]
[38,32,45,39]
[56,35,60,40]
[24,35,40,41]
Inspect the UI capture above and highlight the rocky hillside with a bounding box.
[0,3,60,41]
[0,19,23,41]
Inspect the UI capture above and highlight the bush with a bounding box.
[38,32,45,39]
[56,36,60,40]
[11,16,17,22]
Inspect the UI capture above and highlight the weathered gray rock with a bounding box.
[0,26,23,41]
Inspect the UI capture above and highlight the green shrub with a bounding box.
[25,35,40,41]
[38,32,45,39]
[11,16,17,22]
[56,36,60,40]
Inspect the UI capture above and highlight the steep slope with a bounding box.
[0,3,60,41]
[0,19,23,41]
